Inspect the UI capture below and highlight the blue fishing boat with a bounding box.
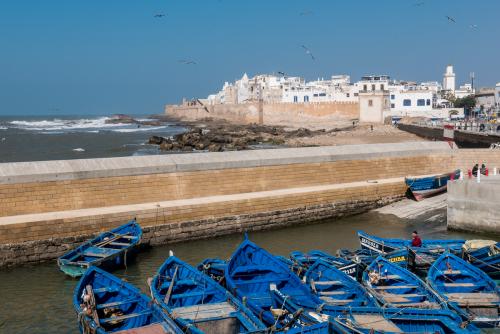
[363,256,444,309]
[58,220,142,278]
[151,253,266,333]
[290,250,359,279]
[462,240,500,280]
[304,258,377,307]
[74,266,183,334]
[405,169,460,201]
[271,286,479,333]
[427,252,500,327]
[225,236,322,327]
[337,248,410,270]
[357,230,465,254]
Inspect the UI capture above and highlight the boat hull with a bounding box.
[405,170,460,201]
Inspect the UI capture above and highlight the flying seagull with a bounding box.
[178,59,197,65]
[154,13,166,18]
[277,71,287,76]
[413,1,424,6]
[445,15,456,23]
[301,45,315,60]
[469,24,478,29]
[300,10,314,16]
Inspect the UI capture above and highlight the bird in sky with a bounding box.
[469,24,478,29]
[301,45,315,60]
[178,59,197,65]
[445,15,456,23]
[299,10,314,16]
[413,1,425,6]
[154,13,166,18]
[277,71,287,76]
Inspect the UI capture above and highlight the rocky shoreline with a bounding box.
[148,118,347,152]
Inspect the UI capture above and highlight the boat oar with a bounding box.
[164,266,178,305]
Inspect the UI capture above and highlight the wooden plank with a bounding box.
[172,302,236,320]
[100,310,152,324]
[443,282,475,287]
[318,291,347,296]
[114,323,168,334]
[313,280,342,285]
[321,297,354,305]
[374,285,418,290]
[352,314,402,332]
[82,252,108,258]
[97,298,140,309]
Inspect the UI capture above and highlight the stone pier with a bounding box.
[2,141,500,267]
[447,175,500,234]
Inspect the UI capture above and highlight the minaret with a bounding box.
[443,65,456,92]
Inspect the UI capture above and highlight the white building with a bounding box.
[496,83,500,109]
[455,83,474,99]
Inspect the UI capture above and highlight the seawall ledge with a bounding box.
[0,141,451,184]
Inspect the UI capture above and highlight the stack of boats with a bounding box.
[62,220,500,333]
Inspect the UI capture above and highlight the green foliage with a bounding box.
[454,95,476,110]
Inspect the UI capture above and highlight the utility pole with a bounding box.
[470,72,475,92]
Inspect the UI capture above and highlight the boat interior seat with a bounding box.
[170,289,219,300]
[96,298,141,310]
[93,286,120,294]
[83,246,119,257]
[231,265,283,276]
[100,310,152,324]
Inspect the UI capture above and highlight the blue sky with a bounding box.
[0,0,498,115]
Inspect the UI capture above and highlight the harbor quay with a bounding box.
[1,141,500,268]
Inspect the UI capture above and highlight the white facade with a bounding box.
[455,83,474,99]
[443,65,456,92]
[495,83,500,108]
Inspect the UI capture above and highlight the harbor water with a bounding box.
[1,211,498,333]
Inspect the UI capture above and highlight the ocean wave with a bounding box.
[9,117,125,131]
[112,126,167,133]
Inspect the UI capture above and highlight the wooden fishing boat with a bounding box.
[337,248,410,269]
[405,170,460,201]
[73,266,183,334]
[427,252,500,328]
[58,220,142,278]
[304,258,378,307]
[363,256,444,309]
[289,250,359,279]
[357,230,464,254]
[271,286,479,333]
[225,236,322,327]
[151,254,266,334]
[462,240,500,280]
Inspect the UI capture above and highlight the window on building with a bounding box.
[426,99,431,106]
[304,96,309,102]
[417,99,425,106]
[368,100,373,107]
[381,84,385,90]
[372,84,376,91]
[403,99,411,106]
[346,93,350,97]
[390,94,395,100]
[313,94,318,97]
[363,85,367,91]
[319,93,326,97]
[293,96,298,103]
[354,93,359,96]
[391,103,395,108]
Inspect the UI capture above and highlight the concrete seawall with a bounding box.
[448,176,500,234]
[2,141,500,267]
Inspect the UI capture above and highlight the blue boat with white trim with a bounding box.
[58,220,142,278]
[74,266,183,334]
[427,252,500,328]
[405,170,460,201]
[151,253,266,333]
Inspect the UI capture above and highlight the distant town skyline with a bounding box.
[0,0,499,115]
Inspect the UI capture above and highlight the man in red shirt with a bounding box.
[411,231,422,247]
